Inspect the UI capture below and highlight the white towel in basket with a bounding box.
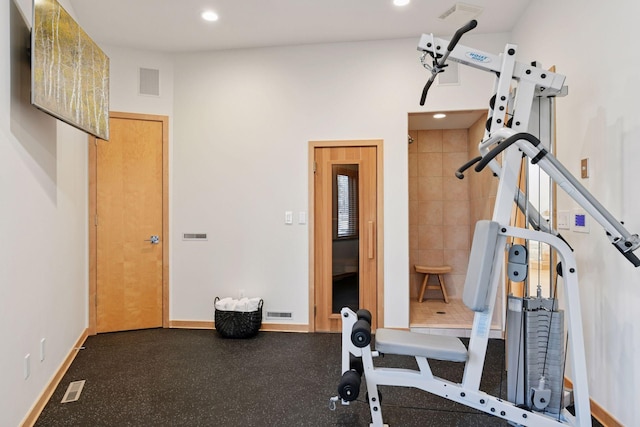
[215,297,261,312]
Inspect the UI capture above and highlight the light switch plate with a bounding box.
[285,211,293,224]
[557,210,570,230]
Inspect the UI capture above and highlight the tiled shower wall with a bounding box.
[409,128,471,299]
[467,116,498,227]
[408,115,494,300]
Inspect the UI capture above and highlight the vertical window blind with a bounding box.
[334,166,359,238]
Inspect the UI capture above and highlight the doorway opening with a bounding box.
[407,110,502,336]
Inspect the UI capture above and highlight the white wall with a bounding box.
[104,45,174,117]
[513,1,640,424]
[1,0,88,425]
[168,33,509,327]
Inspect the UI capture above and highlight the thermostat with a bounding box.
[571,209,590,233]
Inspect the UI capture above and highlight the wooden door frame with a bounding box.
[88,111,170,335]
[308,139,384,331]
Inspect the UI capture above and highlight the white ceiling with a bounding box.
[409,110,487,131]
[68,0,531,53]
[67,0,526,130]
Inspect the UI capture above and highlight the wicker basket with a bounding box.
[214,297,263,338]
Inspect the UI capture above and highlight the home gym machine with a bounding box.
[330,20,640,426]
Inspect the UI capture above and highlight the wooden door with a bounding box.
[93,113,167,333]
[314,145,379,332]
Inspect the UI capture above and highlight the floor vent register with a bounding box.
[61,380,86,403]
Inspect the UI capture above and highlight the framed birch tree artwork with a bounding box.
[32,0,110,140]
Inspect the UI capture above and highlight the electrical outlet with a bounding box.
[24,354,30,379]
[580,158,589,179]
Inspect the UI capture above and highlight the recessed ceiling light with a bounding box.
[433,113,447,119]
[393,0,410,6]
[201,10,219,22]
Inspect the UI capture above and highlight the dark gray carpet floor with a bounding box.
[35,329,600,426]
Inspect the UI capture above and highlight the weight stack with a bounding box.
[524,309,565,415]
[506,296,565,414]
[506,295,525,406]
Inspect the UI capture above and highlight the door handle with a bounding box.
[145,235,160,244]
[368,221,375,259]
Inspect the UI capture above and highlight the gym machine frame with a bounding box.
[331,20,640,427]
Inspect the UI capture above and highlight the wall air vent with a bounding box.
[183,233,208,241]
[266,311,293,320]
[438,3,483,24]
[438,61,460,85]
[139,67,160,96]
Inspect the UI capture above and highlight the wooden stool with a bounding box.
[415,265,452,303]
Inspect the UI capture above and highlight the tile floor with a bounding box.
[409,298,503,338]
[409,266,553,338]
[410,298,474,327]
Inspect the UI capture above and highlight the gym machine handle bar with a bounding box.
[455,156,482,179]
[474,132,543,174]
[419,19,477,106]
[472,132,640,267]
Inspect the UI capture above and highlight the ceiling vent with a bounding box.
[438,3,483,24]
